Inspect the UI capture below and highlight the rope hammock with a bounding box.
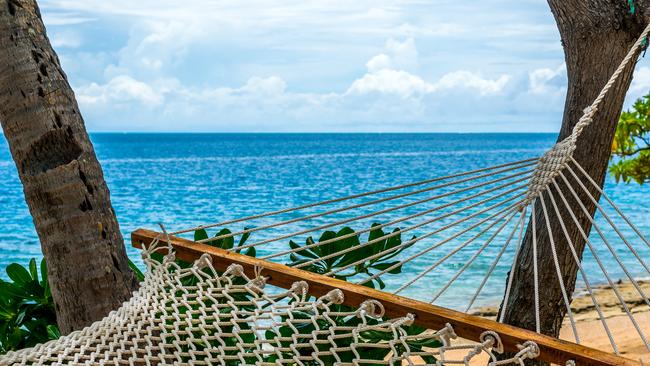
[2,21,650,366]
[0,243,541,366]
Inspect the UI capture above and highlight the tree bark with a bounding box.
[498,0,649,353]
[0,0,138,334]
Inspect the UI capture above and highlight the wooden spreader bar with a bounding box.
[132,228,638,366]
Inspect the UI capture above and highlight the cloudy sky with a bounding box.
[39,0,650,132]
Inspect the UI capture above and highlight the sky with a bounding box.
[39,0,650,133]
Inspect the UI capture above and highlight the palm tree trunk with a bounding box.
[0,0,137,334]
[498,0,648,350]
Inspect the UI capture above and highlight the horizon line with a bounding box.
[85,131,560,134]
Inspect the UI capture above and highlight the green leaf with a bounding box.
[315,230,339,266]
[243,246,256,258]
[128,259,145,282]
[371,261,402,274]
[212,228,235,250]
[367,223,387,256]
[194,228,209,241]
[331,228,363,268]
[28,259,38,282]
[46,325,61,340]
[238,228,251,247]
[289,240,318,259]
[40,259,48,292]
[6,263,32,287]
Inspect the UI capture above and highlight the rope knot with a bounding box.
[194,253,213,270]
[524,138,575,204]
[479,331,504,354]
[162,252,176,265]
[290,281,309,297]
[323,289,344,304]
[441,323,457,339]
[250,277,267,290]
[517,341,540,360]
[358,299,385,319]
[225,264,245,277]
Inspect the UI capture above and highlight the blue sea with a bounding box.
[0,133,648,309]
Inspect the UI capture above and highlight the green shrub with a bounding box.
[0,223,438,362]
[0,259,58,354]
[610,93,650,184]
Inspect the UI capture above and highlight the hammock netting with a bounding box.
[0,248,540,365]
[2,17,650,366]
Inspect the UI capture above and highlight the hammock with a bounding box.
[0,244,540,366]
[2,22,650,366]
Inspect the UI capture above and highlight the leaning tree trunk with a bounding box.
[498,0,649,352]
[0,0,137,334]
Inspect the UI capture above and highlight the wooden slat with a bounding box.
[131,228,638,366]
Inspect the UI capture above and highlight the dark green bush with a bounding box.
[0,259,58,354]
[0,223,439,362]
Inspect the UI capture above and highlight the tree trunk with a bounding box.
[0,0,138,334]
[498,0,649,351]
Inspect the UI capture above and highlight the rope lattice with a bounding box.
[0,247,539,366]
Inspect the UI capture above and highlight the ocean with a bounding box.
[0,133,648,309]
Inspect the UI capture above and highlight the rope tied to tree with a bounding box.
[524,21,650,202]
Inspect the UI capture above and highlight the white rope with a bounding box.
[303,184,528,273]
[546,182,619,354]
[0,248,541,366]
[258,172,532,258]
[569,157,650,250]
[538,193,579,344]
[465,209,526,313]
[569,22,650,142]
[398,210,516,295]
[559,170,650,308]
[564,164,650,275]
[359,200,523,288]
[292,179,524,269]
[532,200,541,334]
[173,158,537,235]
[429,212,518,303]
[553,173,650,351]
[498,206,528,323]
[198,163,535,247]
[406,214,523,298]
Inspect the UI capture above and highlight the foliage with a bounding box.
[0,223,438,362]
[610,93,650,184]
[267,309,441,364]
[287,223,415,289]
[0,259,58,354]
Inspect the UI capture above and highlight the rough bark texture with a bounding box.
[0,0,138,334]
[498,0,650,356]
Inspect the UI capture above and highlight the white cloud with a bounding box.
[42,12,96,26]
[366,54,392,73]
[75,36,522,131]
[77,75,165,107]
[629,67,650,94]
[528,64,566,94]
[430,71,510,95]
[45,0,596,132]
[348,69,433,98]
[349,39,509,98]
[50,30,83,48]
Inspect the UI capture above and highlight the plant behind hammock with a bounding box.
[150,224,439,364]
[0,224,440,361]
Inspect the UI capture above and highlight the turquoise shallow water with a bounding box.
[0,133,648,309]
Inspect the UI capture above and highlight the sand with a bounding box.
[467,280,650,363]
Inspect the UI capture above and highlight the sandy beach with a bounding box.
[467,280,650,363]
